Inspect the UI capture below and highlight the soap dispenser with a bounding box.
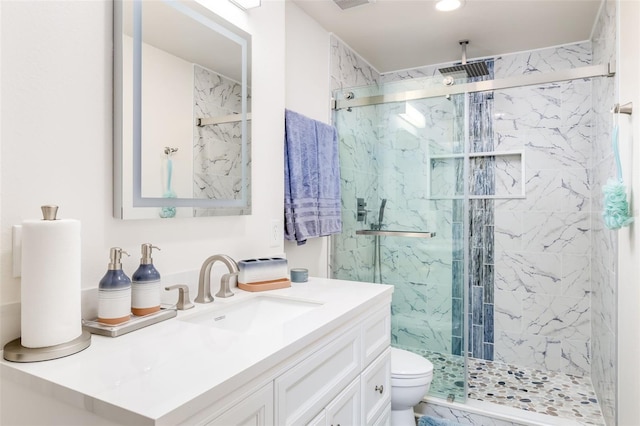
[98,247,132,325]
[131,244,161,316]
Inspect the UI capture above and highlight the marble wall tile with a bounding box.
[494,211,522,251]
[494,290,523,334]
[523,125,592,170]
[193,65,246,203]
[495,251,562,294]
[494,42,591,77]
[330,34,379,91]
[561,254,591,298]
[393,311,451,354]
[522,293,590,340]
[418,401,524,426]
[521,212,590,254]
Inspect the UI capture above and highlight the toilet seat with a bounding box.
[391,348,434,379]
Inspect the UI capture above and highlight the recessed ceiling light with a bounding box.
[229,0,261,10]
[435,0,464,12]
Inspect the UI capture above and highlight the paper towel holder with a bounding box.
[3,330,91,362]
[3,205,91,362]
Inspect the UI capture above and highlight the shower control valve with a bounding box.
[356,197,370,223]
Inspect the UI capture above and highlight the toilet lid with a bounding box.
[391,348,434,377]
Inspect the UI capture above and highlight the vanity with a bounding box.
[1,278,392,426]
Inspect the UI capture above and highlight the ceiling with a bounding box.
[292,0,602,74]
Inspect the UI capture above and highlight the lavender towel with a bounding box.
[284,109,342,245]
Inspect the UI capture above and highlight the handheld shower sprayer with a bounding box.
[378,199,387,227]
[371,199,387,231]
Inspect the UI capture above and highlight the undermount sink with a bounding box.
[179,295,323,333]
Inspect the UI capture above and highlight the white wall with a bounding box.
[0,0,285,346]
[283,2,332,277]
[617,1,640,423]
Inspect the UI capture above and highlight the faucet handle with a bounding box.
[165,284,194,310]
[215,272,237,299]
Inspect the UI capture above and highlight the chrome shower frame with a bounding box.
[332,62,616,110]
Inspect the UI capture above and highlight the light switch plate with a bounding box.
[270,219,281,248]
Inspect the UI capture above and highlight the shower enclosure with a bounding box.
[330,49,616,424]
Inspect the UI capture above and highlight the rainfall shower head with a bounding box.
[333,0,375,10]
[438,40,489,79]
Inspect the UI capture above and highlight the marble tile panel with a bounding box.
[494,155,523,198]
[494,290,522,334]
[493,84,563,132]
[521,212,590,254]
[419,402,523,426]
[494,211,522,251]
[494,251,561,294]
[493,331,589,375]
[561,338,591,376]
[393,312,451,354]
[330,35,379,90]
[523,125,592,170]
[522,293,590,340]
[561,168,591,212]
[380,64,441,83]
[560,79,592,128]
[561,254,591,298]
[494,42,591,78]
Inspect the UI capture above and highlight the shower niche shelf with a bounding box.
[356,230,436,239]
[427,150,526,200]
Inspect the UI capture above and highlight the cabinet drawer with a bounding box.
[361,348,391,425]
[371,403,391,426]
[325,377,361,426]
[275,327,361,426]
[361,306,390,367]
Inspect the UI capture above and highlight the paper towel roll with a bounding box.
[21,218,82,348]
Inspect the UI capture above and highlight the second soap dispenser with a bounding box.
[131,243,161,316]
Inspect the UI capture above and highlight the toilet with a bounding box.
[390,347,434,426]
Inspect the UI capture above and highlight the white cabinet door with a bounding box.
[206,383,274,426]
[325,378,361,426]
[361,306,391,367]
[361,348,391,425]
[308,410,327,426]
[275,327,361,425]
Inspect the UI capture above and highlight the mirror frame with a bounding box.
[114,0,251,218]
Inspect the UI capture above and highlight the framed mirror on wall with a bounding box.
[114,0,252,220]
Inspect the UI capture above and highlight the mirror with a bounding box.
[114,0,251,219]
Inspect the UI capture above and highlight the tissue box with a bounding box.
[237,258,290,292]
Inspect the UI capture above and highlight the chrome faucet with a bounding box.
[195,254,239,303]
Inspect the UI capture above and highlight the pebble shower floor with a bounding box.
[418,349,605,425]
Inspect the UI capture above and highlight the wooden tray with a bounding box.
[238,278,291,292]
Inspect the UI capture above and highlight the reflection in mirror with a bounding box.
[114,0,251,219]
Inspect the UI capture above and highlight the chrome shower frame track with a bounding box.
[332,62,615,110]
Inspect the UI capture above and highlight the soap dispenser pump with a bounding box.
[131,243,161,316]
[98,247,132,325]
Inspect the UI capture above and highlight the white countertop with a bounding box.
[1,278,392,425]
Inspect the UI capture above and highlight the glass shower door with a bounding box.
[331,81,467,401]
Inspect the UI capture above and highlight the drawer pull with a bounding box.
[375,385,384,394]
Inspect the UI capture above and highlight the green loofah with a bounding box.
[602,126,633,230]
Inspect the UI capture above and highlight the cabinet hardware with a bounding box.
[375,385,384,394]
